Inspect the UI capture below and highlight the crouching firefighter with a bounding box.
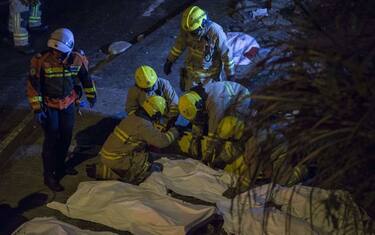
[86,96,181,183]
[126,65,179,130]
[26,28,97,192]
[177,81,251,162]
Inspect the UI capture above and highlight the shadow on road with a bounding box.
[66,117,121,170]
[0,192,48,234]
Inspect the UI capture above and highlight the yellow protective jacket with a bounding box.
[100,113,179,163]
[167,21,235,86]
[125,78,179,119]
[193,81,251,137]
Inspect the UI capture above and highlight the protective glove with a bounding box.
[149,162,163,172]
[34,110,47,125]
[87,97,96,108]
[163,60,173,75]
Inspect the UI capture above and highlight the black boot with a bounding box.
[65,167,78,175]
[85,164,96,179]
[44,176,64,192]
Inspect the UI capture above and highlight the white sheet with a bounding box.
[47,181,215,235]
[272,185,370,234]
[140,159,369,235]
[12,217,116,235]
[227,32,260,66]
[140,158,233,203]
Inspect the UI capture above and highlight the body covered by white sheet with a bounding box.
[139,159,369,235]
[140,158,233,203]
[47,181,215,235]
[217,184,321,234]
[11,217,117,235]
[272,185,370,234]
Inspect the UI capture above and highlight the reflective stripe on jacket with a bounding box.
[100,114,179,161]
[167,22,235,80]
[126,78,179,118]
[26,50,96,111]
[200,81,251,136]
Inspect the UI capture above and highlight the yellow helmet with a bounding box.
[217,116,245,140]
[142,95,166,117]
[135,65,158,89]
[178,91,202,120]
[181,6,207,32]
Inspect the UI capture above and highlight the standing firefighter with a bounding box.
[8,0,47,54]
[126,65,179,128]
[163,5,235,91]
[86,96,181,183]
[177,81,251,163]
[26,28,97,191]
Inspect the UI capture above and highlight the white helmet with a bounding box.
[47,28,74,53]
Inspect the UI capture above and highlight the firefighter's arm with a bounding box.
[76,52,97,107]
[26,56,42,112]
[217,30,235,78]
[167,30,187,63]
[125,87,139,115]
[207,104,223,138]
[161,79,179,119]
[142,122,179,148]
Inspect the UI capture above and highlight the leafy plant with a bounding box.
[235,0,374,232]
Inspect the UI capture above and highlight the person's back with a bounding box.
[101,113,179,157]
[195,81,251,135]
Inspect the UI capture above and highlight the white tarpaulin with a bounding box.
[47,181,215,235]
[139,159,369,235]
[227,32,260,66]
[12,217,116,235]
[217,184,321,234]
[140,158,233,203]
[217,184,370,235]
[272,185,370,234]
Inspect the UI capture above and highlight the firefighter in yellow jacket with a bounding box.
[87,96,180,183]
[164,5,235,91]
[177,81,251,163]
[8,0,47,54]
[26,28,97,191]
[126,65,179,128]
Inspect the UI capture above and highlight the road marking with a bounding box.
[142,0,165,17]
[0,112,34,155]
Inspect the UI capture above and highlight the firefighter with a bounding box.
[163,5,235,91]
[86,96,181,183]
[177,81,251,163]
[26,28,97,192]
[126,65,179,129]
[8,0,47,54]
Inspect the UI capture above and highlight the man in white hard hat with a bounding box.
[26,28,97,191]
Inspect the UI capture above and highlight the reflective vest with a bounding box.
[26,50,96,111]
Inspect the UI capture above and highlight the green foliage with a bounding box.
[240,0,375,222]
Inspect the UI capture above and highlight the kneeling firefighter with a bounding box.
[87,96,181,183]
